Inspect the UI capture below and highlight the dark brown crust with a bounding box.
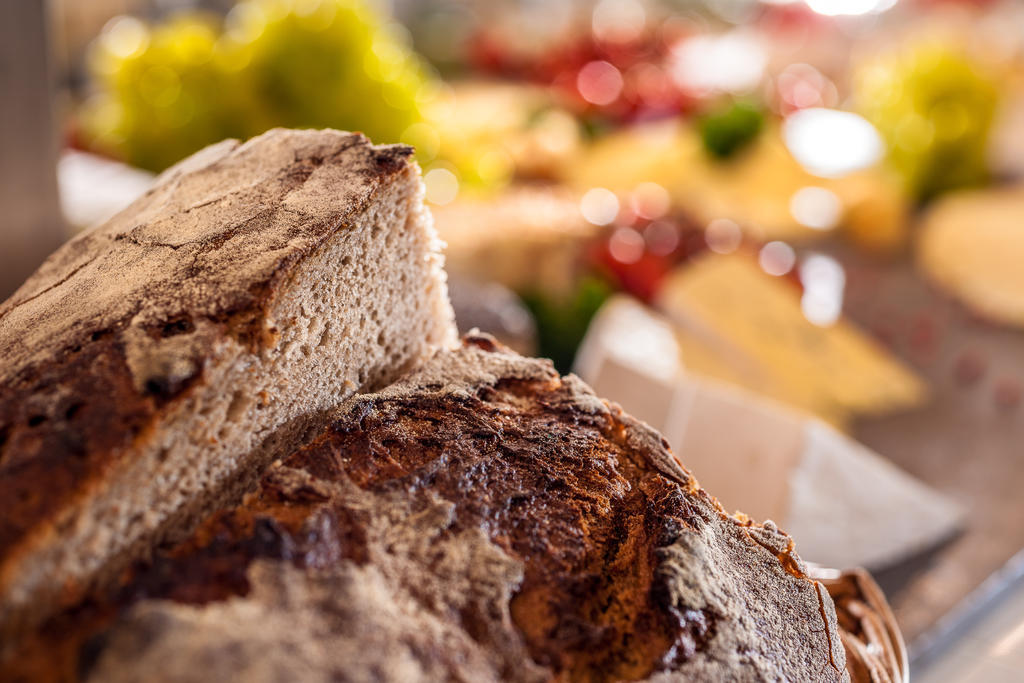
[0,130,413,596]
[8,336,851,682]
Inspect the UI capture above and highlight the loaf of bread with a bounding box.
[8,335,906,682]
[1,129,904,682]
[0,129,455,641]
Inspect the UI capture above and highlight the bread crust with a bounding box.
[11,335,852,682]
[0,129,424,624]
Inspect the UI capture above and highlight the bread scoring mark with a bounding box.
[0,251,104,321]
[815,581,842,675]
[113,232,184,251]
[745,530,805,579]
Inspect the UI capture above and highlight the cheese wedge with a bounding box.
[656,252,927,426]
[918,185,1024,326]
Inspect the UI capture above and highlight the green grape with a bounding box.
[856,44,998,201]
[85,13,238,171]
[82,0,432,172]
[223,0,429,144]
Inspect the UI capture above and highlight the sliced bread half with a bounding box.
[0,128,455,639]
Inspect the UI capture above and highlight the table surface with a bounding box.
[916,574,1024,682]
[832,245,1024,664]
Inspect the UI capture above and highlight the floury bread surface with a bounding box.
[14,336,854,682]
[0,129,455,639]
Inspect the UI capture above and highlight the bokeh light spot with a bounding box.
[102,16,149,59]
[759,241,796,276]
[800,254,845,326]
[609,227,646,264]
[592,0,646,44]
[631,182,671,220]
[784,108,884,177]
[225,3,267,43]
[580,188,621,225]
[805,0,894,16]
[577,61,624,106]
[424,168,459,205]
[670,31,766,95]
[790,186,841,230]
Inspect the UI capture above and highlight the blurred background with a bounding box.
[5,0,1024,679]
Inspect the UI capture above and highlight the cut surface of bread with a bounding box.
[12,335,853,682]
[0,128,455,639]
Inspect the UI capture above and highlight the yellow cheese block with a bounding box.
[918,185,1024,326]
[657,252,927,427]
[672,327,847,427]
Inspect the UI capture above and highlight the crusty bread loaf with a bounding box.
[11,335,867,682]
[0,129,456,641]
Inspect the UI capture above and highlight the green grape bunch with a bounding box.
[82,0,434,172]
[855,43,999,201]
